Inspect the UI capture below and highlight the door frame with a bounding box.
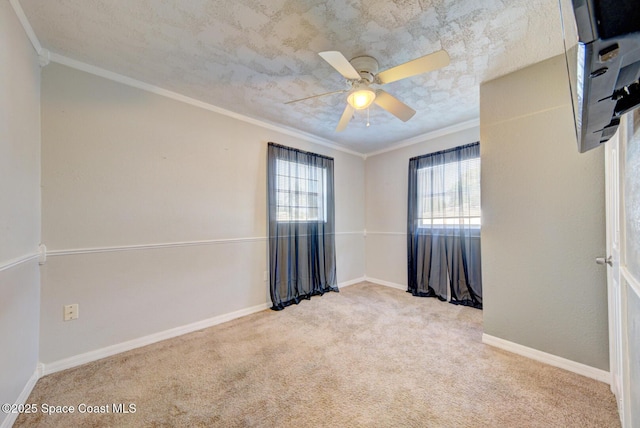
[604,125,624,423]
[605,111,640,427]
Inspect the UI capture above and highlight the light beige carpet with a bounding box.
[16,282,619,427]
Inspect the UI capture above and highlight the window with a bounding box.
[275,159,327,222]
[267,142,338,310]
[417,157,481,228]
[407,142,483,308]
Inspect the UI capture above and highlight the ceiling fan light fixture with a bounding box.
[347,88,376,110]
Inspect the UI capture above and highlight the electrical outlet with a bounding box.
[263,271,268,281]
[64,304,79,321]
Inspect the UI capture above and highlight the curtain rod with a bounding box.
[409,141,479,162]
[268,142,334,161]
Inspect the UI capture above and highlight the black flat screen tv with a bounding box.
[559,0,640,152]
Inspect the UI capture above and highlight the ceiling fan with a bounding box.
[285,49,450,131]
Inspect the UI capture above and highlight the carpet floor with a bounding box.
[15,282,619,427]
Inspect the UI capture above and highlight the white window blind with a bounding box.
[417,157,481,227]
[275,159,327,222]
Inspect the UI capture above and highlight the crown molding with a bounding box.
[47,52,365,158]
[9,0,364,158]
[9,0,477,160]
[363,118,480,158]
[9,0,42,54]
[37,48,50,67]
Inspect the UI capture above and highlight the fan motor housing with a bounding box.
[349,56,379,83]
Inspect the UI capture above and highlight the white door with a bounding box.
[604,128,624,422]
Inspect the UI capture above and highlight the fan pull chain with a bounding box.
[366,108,370,127]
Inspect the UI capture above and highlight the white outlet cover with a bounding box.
[64,304,79,321]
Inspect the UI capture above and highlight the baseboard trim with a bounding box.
[0,365,42,428]
[338,277,366,288]
[40,279,366,375]
[41,303,270,376]
[482,334,611,384]
[364,277,407,291]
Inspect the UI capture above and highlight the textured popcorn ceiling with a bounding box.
[19,0,565,154]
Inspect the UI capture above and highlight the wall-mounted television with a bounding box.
[559,0,640,152]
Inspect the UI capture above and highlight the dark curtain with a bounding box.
[407,142,482,309]
[267,142,338,310]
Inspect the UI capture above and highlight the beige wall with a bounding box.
[480,55,608,370]
[4,9,614,398]
[39,63,365,364]
[0,2,41,424]
[364,127,480,287]
[0,4,40,261]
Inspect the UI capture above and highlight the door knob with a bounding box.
[596,256,613,266]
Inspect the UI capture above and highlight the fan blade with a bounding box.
[376,50,450,84]
[336,104,355,132]
[284,90,347,104]
[374,90,416,122]
[319,51,361,80]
